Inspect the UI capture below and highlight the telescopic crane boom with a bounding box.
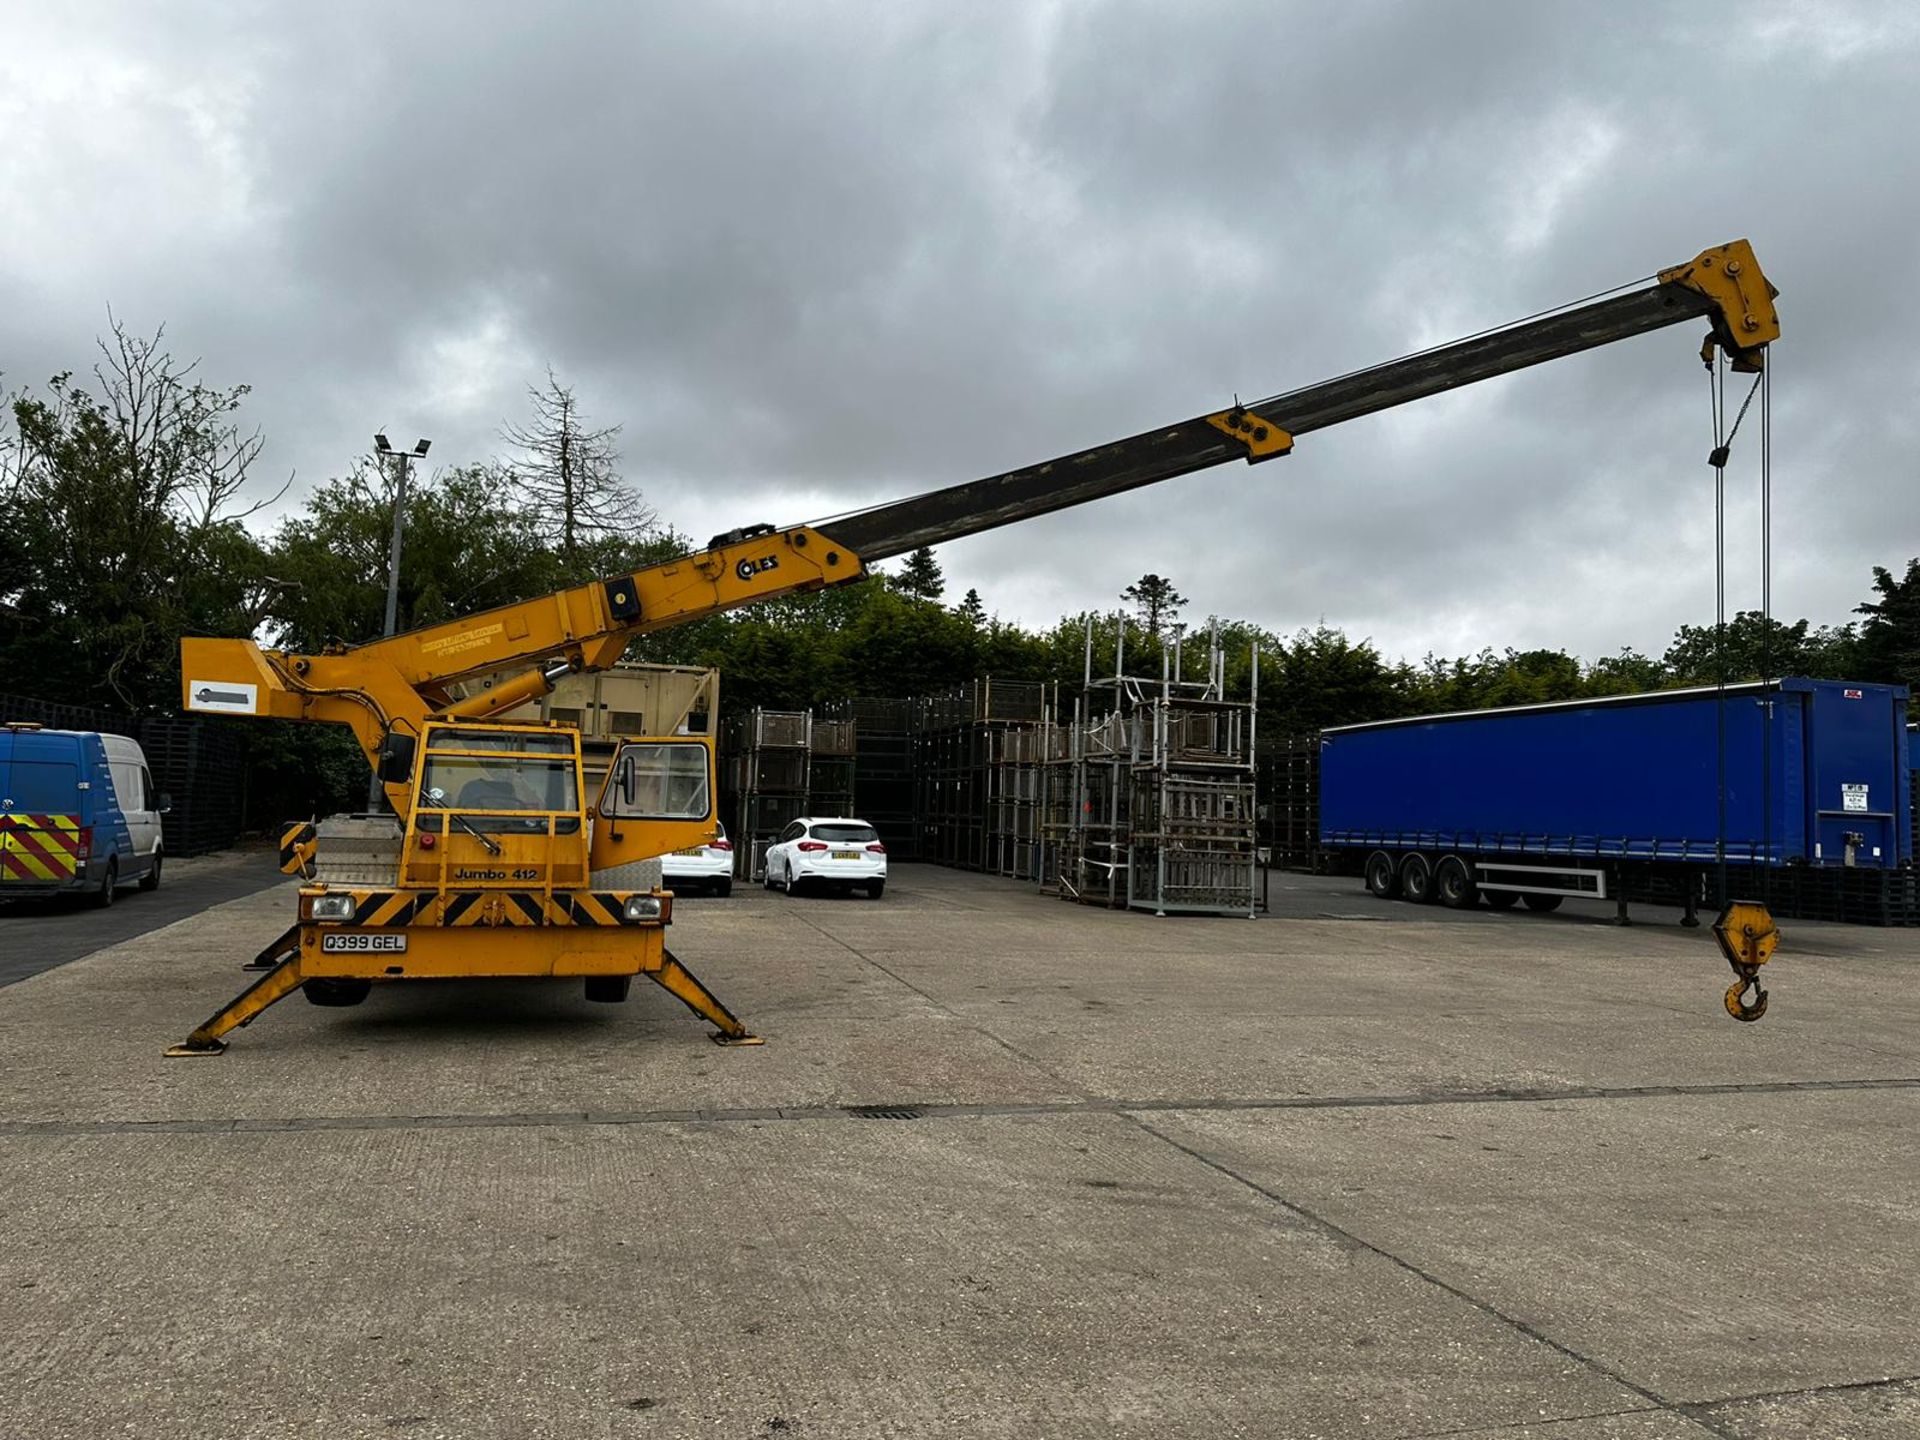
[185,239,1777,804]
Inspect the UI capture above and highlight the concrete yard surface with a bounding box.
[2,862,1917,1438]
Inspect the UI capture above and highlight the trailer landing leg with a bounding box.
[165,954,309,1056]
[652,949,764,1046]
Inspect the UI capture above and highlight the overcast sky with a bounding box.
[4,1,1916,664]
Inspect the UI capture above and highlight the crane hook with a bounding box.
[1713,901,1779,1023]
[1724,969,1769,1022]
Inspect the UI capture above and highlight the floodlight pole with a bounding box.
[368,432,430,810]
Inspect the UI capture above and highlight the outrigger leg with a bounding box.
[651,948,764,1046]
[164,954,309,1056]
[242,923,300,972]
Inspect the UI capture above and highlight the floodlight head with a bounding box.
[374,433,392,453]
[414,438,431,456]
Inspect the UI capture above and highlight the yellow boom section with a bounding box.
[183,525,861,805]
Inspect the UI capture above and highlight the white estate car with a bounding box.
[662,820,734,897]
[763,817,887,899]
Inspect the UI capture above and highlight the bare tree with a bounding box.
[94,311,285,536]
[2,314,283,705]
[501,369,655,566]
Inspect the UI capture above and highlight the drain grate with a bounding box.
[845,1105,924,1120]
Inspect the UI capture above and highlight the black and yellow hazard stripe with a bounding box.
[278,821,318,876]
[0,813,83,883]
[311,889,644,927]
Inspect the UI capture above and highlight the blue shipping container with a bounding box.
[1319,678,1912,869]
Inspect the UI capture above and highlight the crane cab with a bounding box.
[399,722,591,890]
[391,721,717,891]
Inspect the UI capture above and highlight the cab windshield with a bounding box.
[418,753,581,834]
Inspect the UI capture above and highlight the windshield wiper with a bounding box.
[417,793,503,856]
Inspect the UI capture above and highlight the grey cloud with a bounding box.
[2,0,1915,668]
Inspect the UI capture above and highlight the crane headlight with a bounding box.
[310,894,356,920]
[623,896,664,921]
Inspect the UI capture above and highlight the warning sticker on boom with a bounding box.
[1842,783,1869,812]
[187,681,259,714]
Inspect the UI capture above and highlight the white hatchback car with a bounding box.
[662,820,734,897]
[763,817,887,899]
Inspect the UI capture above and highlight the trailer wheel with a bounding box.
[1364,851,1401,899]
[1482,889,1519,910]
[1435,855,1477,909]
[1399,852,1436,904]
[1521,893,1563,913]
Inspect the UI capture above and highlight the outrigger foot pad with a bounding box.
[710,1032,766,1047]
[163,1039,229,1058]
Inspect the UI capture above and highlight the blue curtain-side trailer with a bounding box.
[1318,678,1913,924]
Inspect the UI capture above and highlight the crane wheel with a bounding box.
[585,975,632,1004]
[303,979,372,1007]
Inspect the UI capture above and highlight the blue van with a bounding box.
[0,724,168,906]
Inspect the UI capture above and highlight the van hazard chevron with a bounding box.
[0,813,84,882]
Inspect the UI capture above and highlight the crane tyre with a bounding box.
[1435,855,1477,909]
[1364,851,1401,899]
[1399,852,1437,904]
[584,975,632,1003]
[1521,893,1563,913]
[304,978,372,1007]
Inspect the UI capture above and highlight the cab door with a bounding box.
[589,737,718,873]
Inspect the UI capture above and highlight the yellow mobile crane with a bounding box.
[167,241,1780,1055]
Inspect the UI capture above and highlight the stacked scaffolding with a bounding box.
[1126,694,1258,916]
[989,724,1045,880]
[1043,620,1259,917]
[809,717,857,817]
[1257,733,1322,872]
[721,708,811,880]
[821,648,1259,917]
[914,680,1044,871]
[845,698,917,860]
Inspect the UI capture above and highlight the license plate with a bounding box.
[321,933,408,954]
[832,850,860,861]
[675,847,705,857]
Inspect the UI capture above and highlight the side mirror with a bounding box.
[619,756,636,808]
[156,793,173,815]
[377,732,418,785]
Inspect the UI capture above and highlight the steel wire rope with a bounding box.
[1713,353,1729,909]
[1760,353,1773,901]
